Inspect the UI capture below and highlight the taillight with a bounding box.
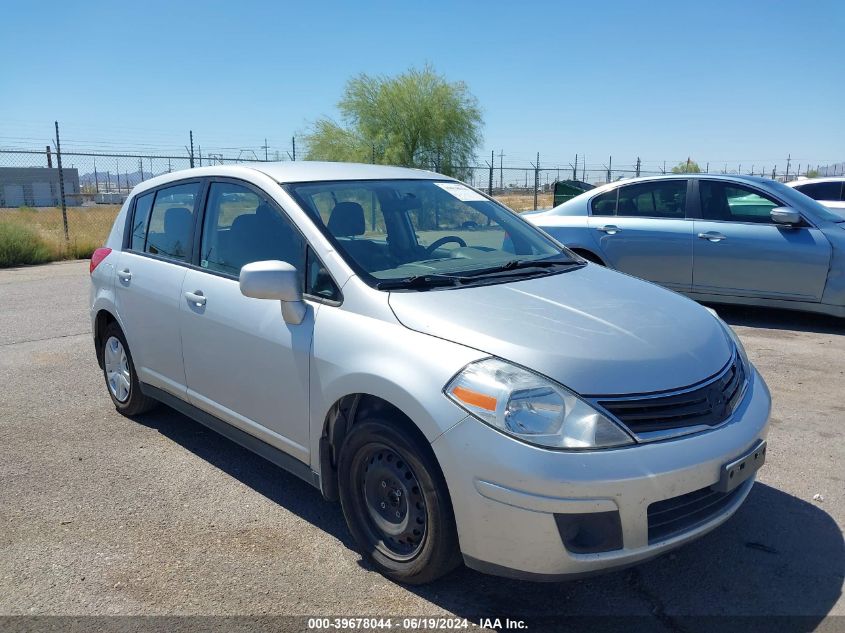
[90,247,112,274]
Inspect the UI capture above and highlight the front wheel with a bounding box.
[337,419,461,585]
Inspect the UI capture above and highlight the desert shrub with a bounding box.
[0,221,53,267]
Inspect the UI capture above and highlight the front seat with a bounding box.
[327,202,391,271]
[224,203,300,272]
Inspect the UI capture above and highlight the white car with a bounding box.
[787,177,845,217]
[89,162,771,584]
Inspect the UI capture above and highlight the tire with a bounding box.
[337,418,461,585]
[100,321,158,416]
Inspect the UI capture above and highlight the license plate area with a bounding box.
[712,440,766,493]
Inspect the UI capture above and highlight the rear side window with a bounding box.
[590,189,617,216]
[700,181,779,224]
[145,183,201,261]
[616,181,687,218]
[199,181,304,277]
[130,192,154,251]
[795,181,843,201]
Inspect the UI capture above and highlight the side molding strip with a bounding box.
[140,383,321,490]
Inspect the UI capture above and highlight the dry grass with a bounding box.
[0,205,121,267]
[495,192,553,212]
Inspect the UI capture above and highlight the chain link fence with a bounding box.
[1,135,841,266]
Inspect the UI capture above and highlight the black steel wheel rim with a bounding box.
[358,443,427,561]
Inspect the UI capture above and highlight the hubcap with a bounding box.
[104,336,130,403]
[361,446,427,560]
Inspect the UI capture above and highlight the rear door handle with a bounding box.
[184,290,206,306]
[117,268,132,281]
[698,231,726,242]
[597,224,621,235]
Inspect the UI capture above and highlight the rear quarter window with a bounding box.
[130,192,154,251]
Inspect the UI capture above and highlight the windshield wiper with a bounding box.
[462,257,584,278]
[375,274,462,290]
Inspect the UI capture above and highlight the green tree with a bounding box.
[305,66,483,178]
[806,169,820,178]
[671,158,702,173]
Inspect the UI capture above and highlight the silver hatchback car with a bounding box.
[90,163,771,584]
[527,174,845,318]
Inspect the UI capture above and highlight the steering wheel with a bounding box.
[424,236,467,256]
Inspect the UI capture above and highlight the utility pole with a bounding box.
[487,150,494,196]
[372,143,376,164]
[93,157,99,193]
[785,153,791,180]
[606,155,612,182]
[46,145,52,168]
[573,154,578,180]
[686,157,691,172]
[139,157,144,182]
[292,136,296,161]
[498,149,505,189]
[706,162,709,173]
[532,152,539,210]
[189,130,195,168]
[635,156,641,177]
[582,156,586,182]
[198,145,202,167]
[54,121,69,243]
[262,138,269,162]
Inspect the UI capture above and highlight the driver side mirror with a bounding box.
[239,260,306,325]
[770,207,802,227]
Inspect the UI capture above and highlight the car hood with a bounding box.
[387,265,733,396]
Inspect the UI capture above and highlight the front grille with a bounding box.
[647,483,747,543]
[595,354,746,438]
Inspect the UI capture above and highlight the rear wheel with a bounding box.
[101,321,157,416]
[338,418,461,584]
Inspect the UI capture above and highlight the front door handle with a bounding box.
[597,224,621,235]
[698,231,726,242]
[184,290,206,306]
[117,268,132,281]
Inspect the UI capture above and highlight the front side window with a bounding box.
[287,179,571,286]
[700,181,779,224]
[616,181,687,218]
[794,181,843,201]
[200,182,304,277]
[145,182,201,261]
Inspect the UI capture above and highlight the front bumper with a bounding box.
[431,367,771,580]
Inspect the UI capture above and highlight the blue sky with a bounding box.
[1,0,843,172]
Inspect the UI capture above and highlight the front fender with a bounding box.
[308,304,485,472]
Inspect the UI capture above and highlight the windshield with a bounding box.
[286,179,575,286]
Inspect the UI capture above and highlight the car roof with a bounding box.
[597,173,776,188]
[785,177,845,187]
[131,161,448,195]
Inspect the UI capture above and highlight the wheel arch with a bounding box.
[318,392,448,502]
[93,308,119,368]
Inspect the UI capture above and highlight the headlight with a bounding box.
[444,358,634,449]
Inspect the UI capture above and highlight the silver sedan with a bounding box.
[526,174,845,318]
